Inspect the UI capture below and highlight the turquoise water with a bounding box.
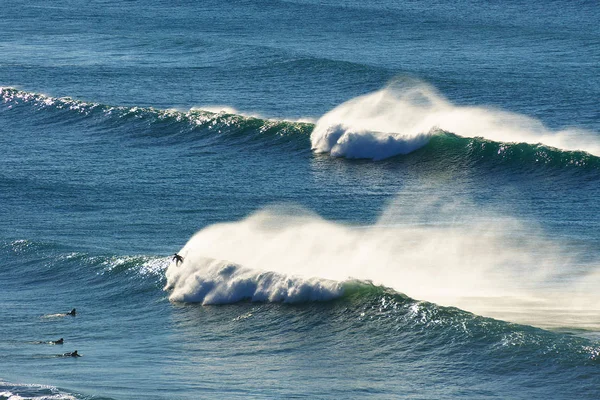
[1,1,599,399]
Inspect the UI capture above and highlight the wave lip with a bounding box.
[311,85,440,160]
[164,258,344,305]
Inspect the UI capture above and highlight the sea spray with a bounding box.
[310,80,600,159]
[165,191,600,329]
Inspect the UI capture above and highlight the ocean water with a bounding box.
[1,0,599,399]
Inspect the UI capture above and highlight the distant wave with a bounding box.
[310,80,600,160]
[2,86,599,170]
[0,87,313,149]
[0,380,84,400]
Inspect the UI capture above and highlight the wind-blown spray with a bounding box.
[165,189,600,330]
[310,81,600,160]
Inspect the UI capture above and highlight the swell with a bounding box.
[2,86,599,172]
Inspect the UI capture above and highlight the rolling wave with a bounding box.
[310,80,600,160]
[164,197,600,331]
[161,247,600,367]
[2,86,599,170]
[0,87,312,147]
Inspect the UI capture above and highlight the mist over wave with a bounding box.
[165,189,600,330]
[311,80,600,160]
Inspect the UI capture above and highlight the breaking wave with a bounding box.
[164,258,344,304]
[310,80,600,160]
[163,195,600,331]
[2,85,599,169]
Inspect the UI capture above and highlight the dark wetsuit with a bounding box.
[172,253,184,266]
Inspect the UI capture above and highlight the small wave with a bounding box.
[311,80,600,160]
[0,380,82,400]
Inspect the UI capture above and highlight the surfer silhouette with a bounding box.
[66,308,76,316]
[51,338,64,345]
[172,253,184,266]
[63,350,80,357]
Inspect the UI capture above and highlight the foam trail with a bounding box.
[311,81,600,160]
[165,192,600,330]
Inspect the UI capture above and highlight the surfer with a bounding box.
[51,338,64,345]
[172,253,184,266]
[63,350,80,357]
[66,308,76,316]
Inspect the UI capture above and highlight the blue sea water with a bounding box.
[1,0,599,399]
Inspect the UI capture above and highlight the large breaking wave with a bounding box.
[164,191,600,331]
[310,80,600,160]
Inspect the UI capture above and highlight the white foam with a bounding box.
[191,105,241,115]
[311,81,600,159]
[190,105,317,124]
[0,381,77,400]
[165,257,343,304]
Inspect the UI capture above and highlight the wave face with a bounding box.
[0,87,313,151]
[311,81,600,160]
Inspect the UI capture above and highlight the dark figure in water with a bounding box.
[172,253,184,266]
[63,350,80,357]
[51,338,64,345]
[67,308,76,316]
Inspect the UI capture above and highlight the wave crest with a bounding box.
[311,81,600,160]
